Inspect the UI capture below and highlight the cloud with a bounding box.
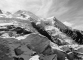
[63,21,73,27]
[36,0,53,18]
[0,0,41,13]
[47,0,70,17]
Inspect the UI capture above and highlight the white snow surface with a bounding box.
[29,55,39,60]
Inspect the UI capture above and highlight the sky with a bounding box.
[0,0,83,30]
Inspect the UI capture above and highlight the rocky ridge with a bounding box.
[0,10,83,60]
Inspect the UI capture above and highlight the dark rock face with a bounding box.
[7,25,15,29]
[53,49,66,60]
[0,25,32,37]
[0,39,13,60]
[0,37,34,60]
[24,33,50,54]
[60,28,83,44]
[13,57,24,60]
[53,17,83,45]
[0,10,3,14]
[31,22,53,42]
[39,54,57,60]
[73,30,83,44]
[14,48,24,56]
[42,45,53,55]
[12,27,32,35]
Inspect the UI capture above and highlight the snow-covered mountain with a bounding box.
[0,10,83,60]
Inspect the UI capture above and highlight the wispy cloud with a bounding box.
[63,21,73,27]
[0,0,41,13]
[36,0,53,18]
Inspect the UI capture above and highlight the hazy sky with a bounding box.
[0,0,83,30]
